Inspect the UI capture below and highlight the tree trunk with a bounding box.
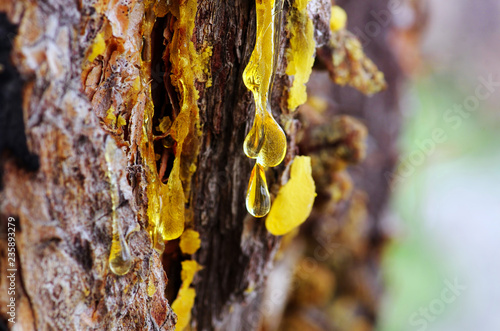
[0,0,405,330]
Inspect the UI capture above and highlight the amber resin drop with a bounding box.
[109,228,132,276]
[244,104,287,168]
[255,106,286,167]
[243,0,286,217]
[244,109,265,159]
[105,139,133,276]
[246,163,271,217]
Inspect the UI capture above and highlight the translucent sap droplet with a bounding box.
[246,163,271,217]
[109,232,132,276]
[244,106,287,167]
[244,111,265,159]
[256,107,287,168]
[106,139,133,276]
[153,226,165,254]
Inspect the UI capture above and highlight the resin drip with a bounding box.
[106,140,132,276]
[243,0,286,217]
[246,163,271,217]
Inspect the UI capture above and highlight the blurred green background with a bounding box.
[378,1,500,330]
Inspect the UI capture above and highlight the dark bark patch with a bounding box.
[0,14,40,185]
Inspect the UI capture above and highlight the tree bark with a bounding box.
[0,0,404,330]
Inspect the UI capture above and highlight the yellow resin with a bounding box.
[139,3,166,252]
[109,231,132,276]
[179,229,201,255]
[141,0,210,247]
[330,5,347,32]
[243,0,286,168]
[244,109,287,168]
[105,140,132,276]
[147,279,157,297]
[243,0,287,217]
[87,31,106,63]
[327,11,386,95]
[104,105,117,126]
[307,95,328,113]
[246,163,271,217]
[172,288,195,330]
[159,158,185,240]
[286,0,315,111]
[171,260,202,330]
[266,156,316,235]
[104,105,127,129]
[242,0,276,108]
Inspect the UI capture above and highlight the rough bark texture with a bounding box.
[0,1,176,330]
[0,0,404,330]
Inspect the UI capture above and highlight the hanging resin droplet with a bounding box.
[105,138,133,276]
[256,105,286,168]
[244,104,287,167]
[244,109,265,159]
[242,0,286,164]
[243,0,286,217]
[152,225,165,254]
[246,163,271,217]
[109,230,133,276]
